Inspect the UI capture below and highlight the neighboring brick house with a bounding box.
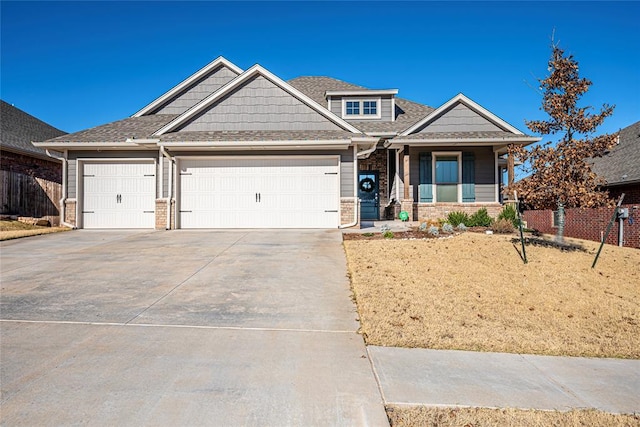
[591,120,640,204]
[1,100,66,218]
[34,56,539,230]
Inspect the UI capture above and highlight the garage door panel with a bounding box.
[179,158,339,228]
[82,162,155,229]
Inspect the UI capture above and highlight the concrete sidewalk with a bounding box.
[369,346,640,414]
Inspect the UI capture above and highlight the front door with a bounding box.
[358,171,379,220]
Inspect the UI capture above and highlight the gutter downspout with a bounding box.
[339,144,360,229]
[45,149,75,228]
[160,146,174,230]
[356,140,378,160]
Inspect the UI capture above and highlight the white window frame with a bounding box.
[432,151,462,203]
[341,97,382,119]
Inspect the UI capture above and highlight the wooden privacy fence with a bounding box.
[0,170,61,221]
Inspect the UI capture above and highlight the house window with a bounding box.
[363,101,377,115]
[342,98,381,119]
[345,101,360,116]
[435,156,459,202]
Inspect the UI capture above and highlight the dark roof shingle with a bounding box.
[0,100,66,157]
[591,121,640,185]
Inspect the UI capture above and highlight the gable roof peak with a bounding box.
[400,92,524,136]
[132,56,243,117]
[154,63,363,135]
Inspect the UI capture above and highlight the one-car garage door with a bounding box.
[82,161,156,228]
[179,157,339,228]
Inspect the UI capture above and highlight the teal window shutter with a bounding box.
[462,152,475,202]
[419,152,433,202]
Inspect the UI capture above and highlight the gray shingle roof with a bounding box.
[288,76,434,134]
[591,121,640,185]
[1,100,66,157]
[44,115,178,143]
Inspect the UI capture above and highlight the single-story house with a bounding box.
[34,57,540,229]
[1,100,66,219]
[591,120,640,204]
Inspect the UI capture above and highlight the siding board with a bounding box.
[417,103,503,133]
[154,66,238,115]
[179,76,342,132]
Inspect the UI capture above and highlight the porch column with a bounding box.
[507,153,515,188]
[403,145,410,200]
[401,145,414,220]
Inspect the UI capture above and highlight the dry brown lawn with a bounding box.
[386,405,640,427]
[344,232,640,358]
[0,220,70,241]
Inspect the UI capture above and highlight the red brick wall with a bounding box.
[0,150,61,183]
[523,205,640,248]
[607,184,640,205]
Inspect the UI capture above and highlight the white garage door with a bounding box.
[179,157,339,228]
[82,162,156,229]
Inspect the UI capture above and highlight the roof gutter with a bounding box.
[339,144,359,229]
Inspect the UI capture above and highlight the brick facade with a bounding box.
[607,184,640,205]
[523,205,639,248]
[64,199,77,226]
[0,150,61,183]
[154,198,176,230]
[416,203,502,222]
[340,198,359,227]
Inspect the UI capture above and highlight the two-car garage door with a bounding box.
[179,157,339,228]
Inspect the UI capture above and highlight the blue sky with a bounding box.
[1,1,638,140]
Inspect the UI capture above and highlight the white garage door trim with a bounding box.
[78,159,157,229]
[177,155,340,229]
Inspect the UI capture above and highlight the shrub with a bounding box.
[380,224,391,233]
[442,223,454,233]
[457,223,468,232]
[469,208,493,227]
[418,222,428,232]
[498,204,519,228]
[491,218,515,234]
[428,225,439,236]
[383,230,394,239]
[447,211,470,227]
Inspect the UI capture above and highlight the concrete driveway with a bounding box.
[1,230,389,426]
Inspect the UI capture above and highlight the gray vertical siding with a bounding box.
[340,149,354,197]
[153,66,239,115]
[416,103,503,133]
[409,146,496,202]
[67,158,77,198]
[178,76,343,132]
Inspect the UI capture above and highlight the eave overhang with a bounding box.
[325,89,398,98]
[385,136,540,150]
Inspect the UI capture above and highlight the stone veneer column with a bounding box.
[155,199,168,230]
[64,200,77,227]
[400,199,415,221]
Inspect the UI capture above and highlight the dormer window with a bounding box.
[342,98,381,119]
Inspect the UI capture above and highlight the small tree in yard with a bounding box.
[508,40,618,242]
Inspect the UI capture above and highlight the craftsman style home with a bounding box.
[34,57,539,229]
